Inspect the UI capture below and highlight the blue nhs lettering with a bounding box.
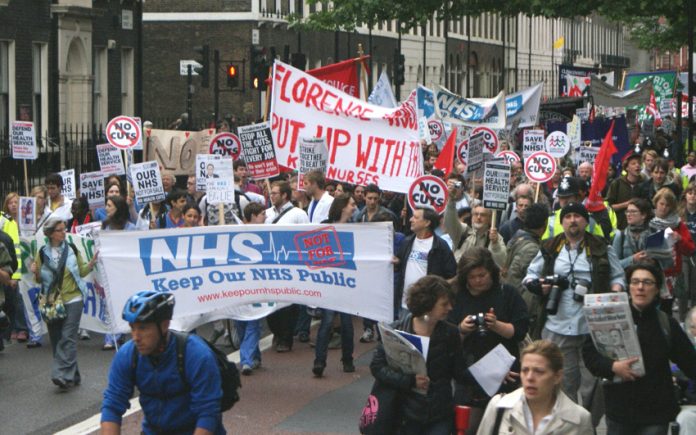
[138,230,356,276]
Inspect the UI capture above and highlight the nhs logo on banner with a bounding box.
[138,228,357,276]
[506,95,523,116]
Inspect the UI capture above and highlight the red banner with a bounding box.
[307,56,369,98]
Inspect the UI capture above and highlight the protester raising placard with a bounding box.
[237,122,280,180]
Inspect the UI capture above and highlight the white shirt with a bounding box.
[522,396,558,434]
[402,236,433,308]
[265,201,310,225]
[308,191,334,223]
[48,196,73,222]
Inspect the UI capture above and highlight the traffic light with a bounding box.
[394,50,405,86]
[250,45,268,91]
[193,44,210,88]
[226,64,239,88]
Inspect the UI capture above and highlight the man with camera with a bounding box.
[523,202,624,408]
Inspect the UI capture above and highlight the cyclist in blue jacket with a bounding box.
[100,291,226,434]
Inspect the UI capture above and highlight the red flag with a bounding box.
[266,56,370,98]
[586,120,617,212]
[433,128,457,175]
[646,88,662,127]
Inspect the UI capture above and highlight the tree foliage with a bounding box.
[288,0,693,51]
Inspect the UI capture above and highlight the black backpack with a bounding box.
[0,230,17,273]
[131,331,241,412]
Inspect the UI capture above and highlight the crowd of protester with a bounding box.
[2,117,696,434]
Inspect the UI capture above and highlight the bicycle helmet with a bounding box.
[122,291,175,323]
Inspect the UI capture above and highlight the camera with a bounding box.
[469,312,487,336]
[572,279,591,302]
[541,275,569,315]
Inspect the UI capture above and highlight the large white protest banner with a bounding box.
[18,234,110,336]
[96,223,394,333]
[97,143,126,176]
[79,171,105,208]
[298,137,329,189]
[434,86,507,129]
[270,60,422,193]
[483,160,510,211]
[11,121,38,160]
[59,169,76,200]
[130,161,165,204]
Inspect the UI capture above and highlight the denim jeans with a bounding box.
[294,305,311,336]
[314,309,354,364]
[605,418,668,435]
[47,300,83,384]
[235,319,261,366]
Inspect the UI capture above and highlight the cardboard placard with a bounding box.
[59,169,76,200]
[196,155,234,192]
[11,121,37,160]
[237,122,280,180]
[144,128,216,176]
[130,161,166,204]
[96,143,126,176]
[80,171,106,208]
[483,161,511,211]
[298,137,329,190]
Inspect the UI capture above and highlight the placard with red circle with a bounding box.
[106,116,141,150]
[524,151,557,183]
[408,175,449,214]
[471,126,499,154]
[428,120,444,143]
[496,150,520,165]
[209,132,242,160]
[456,139,469,166]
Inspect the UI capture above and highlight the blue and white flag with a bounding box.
[368,71,397,108]
[434,86,507,129]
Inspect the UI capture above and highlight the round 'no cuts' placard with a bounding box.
[106,116,141,150]
[471,126,499,154]
[408,175,449,214]
[524,151,556,183]
[209,132,242,160]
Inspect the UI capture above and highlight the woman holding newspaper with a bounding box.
[369,275,466,435]
[583,262,696,435]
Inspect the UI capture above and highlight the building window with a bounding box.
[93,47,108,126]
[33,43,48,138]
[0,41,9,134]
[121,48,134,116]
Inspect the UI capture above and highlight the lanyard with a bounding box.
[565,242,582,279]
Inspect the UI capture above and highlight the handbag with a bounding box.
[38,244,69,323]
[359,379,402,435]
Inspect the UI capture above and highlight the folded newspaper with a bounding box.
[378,323,428,394]
[583,292,645,381]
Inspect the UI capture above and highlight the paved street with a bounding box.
[1,320,377,435]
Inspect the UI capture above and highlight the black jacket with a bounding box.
[583,302,696,425]
[370,315,466,424]
[394,234,456,314]
[448,283,529,406]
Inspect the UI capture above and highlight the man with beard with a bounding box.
[522,202,624,414]
[446,204,507,266]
